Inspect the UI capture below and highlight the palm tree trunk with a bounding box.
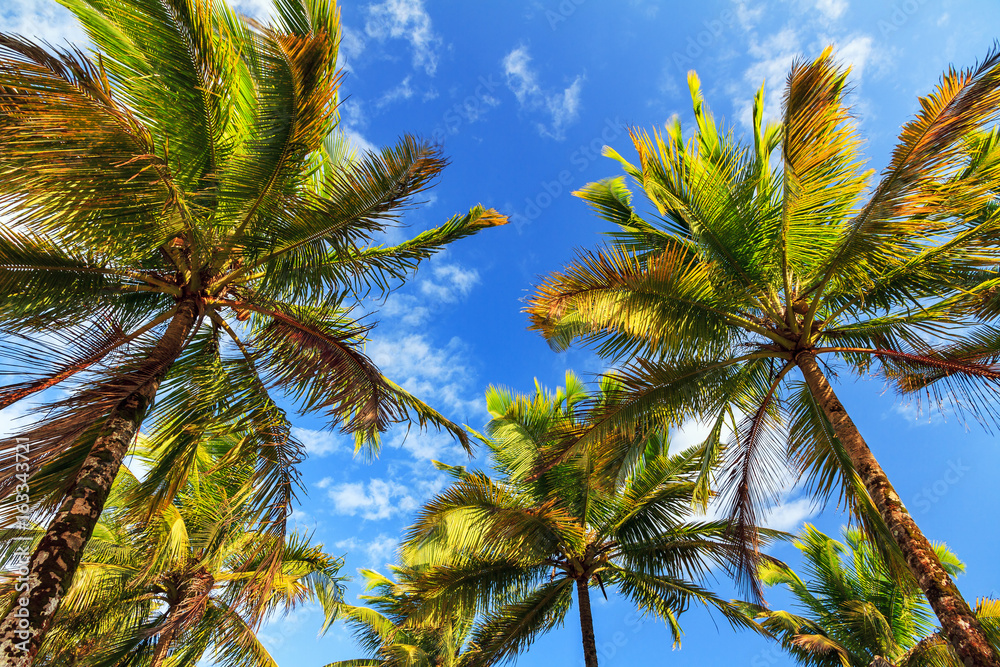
[797,352,997,667]
[0,300,202,666]
[576,578,600,667]
[150,621,177,667]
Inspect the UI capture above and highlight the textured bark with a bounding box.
[797,352,998,667]
[0,300,202,666]
[149,622,176,667]
[576,578,600,667]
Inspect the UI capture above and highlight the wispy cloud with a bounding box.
[0,0,86,44]
[367,333,482,419]
[325,475,444,521]
[733,10,879,130]
[327,478,418,520]
[338,24,366,72]
[760,496,820,532]
[292,427,342,457]
[338,99,378,156]
[365,0,442,75]
[502,45,584,140]
[379,254,482,327]
[815,0,848,21]
[335,534,399,565]
[892,400,949,426]
[419,262,480,303]
[377,75,416,108]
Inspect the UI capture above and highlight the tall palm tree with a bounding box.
[403,372,774,667]
[327,566,479,667]
[525,48,1000,665]
[0,0,506,657]
[746,525,1000,667]
[2,461,344,667]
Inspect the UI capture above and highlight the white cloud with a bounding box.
[259,603,320,649]
[760,496,820,532]
[366,334,482,418]
[815,0,848,21]
[335,534,400,565]
[291,427,341,457]
[738,26,802,127]
[0,0,86,45]
[339,24,365,72]
[377,75,416,108]
[288,506,318,531]
[892,400,948,426]
[669,419,714,452]
[381,293,432,327]
[0,401,37,439]
[365,0,442,75]
[502,45,585,140]
[327,478,419,520]
[230,0,275,20]
[835,34,874,78]
[388,429,466,461]
[338,99,378,156]
[732,4,880,130]
[503,46,541,105]
[734,1,765,31]
[699,487,818,533]
[363,534,399,564]
[378,255,481,327]
[419,263,480,303]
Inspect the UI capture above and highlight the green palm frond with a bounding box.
[401,374,777,664]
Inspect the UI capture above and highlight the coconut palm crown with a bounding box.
[526,48,1000,666]
[747,525,1000,667]
[327,566,479,667]
[2,460,344,667]
[403,372,776,667]
[0,0,506,658]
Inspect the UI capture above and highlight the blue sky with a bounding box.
[3,0,1000,665]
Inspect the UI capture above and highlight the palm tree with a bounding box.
[0,0,506,657]
[526,48,1000,666]
[403,372,774,667]
[3,461,344,667]
[746,525,1000,667]
[327,566,479,667]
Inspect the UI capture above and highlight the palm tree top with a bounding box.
[747,524,1000,667]
[6,461,344,667]
[327,566,478,667]
[0,0,507,530]
[525,46,1000,585]
[403,372,778,665]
